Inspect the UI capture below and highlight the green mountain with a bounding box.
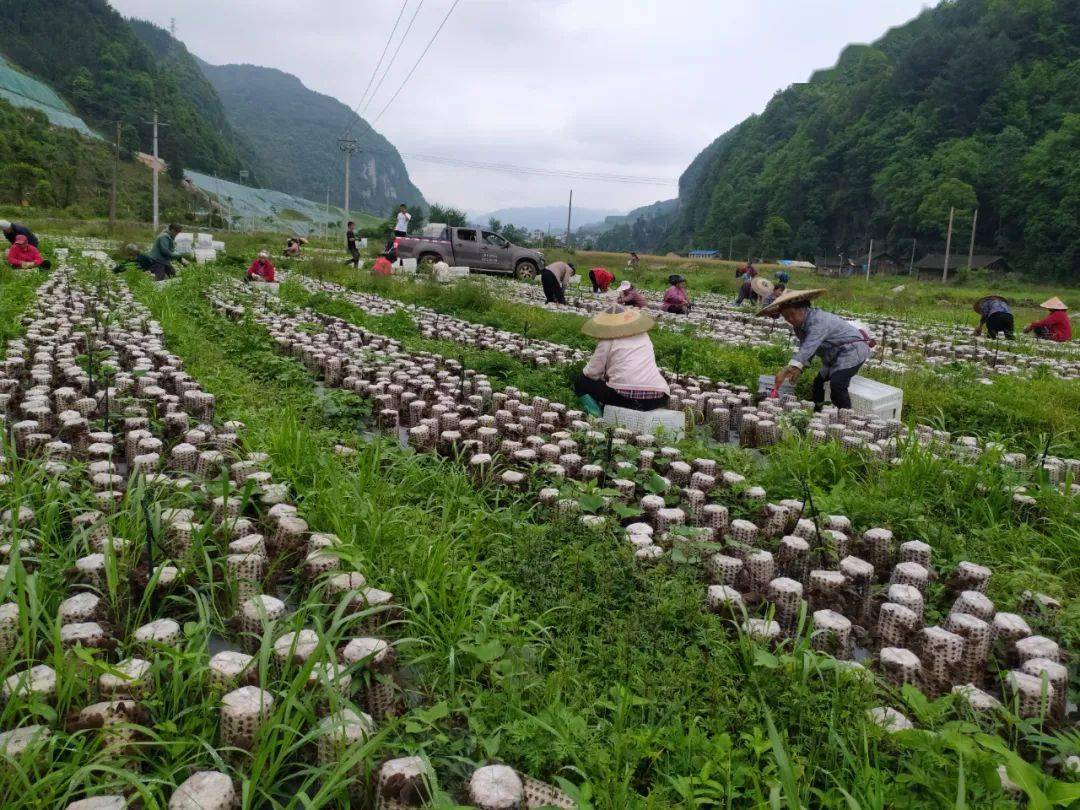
[195,60,427,218]
[0,0,243,179]
[664,0,1080,277]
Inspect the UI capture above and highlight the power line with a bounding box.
[361,146,677,186]
[359,0,426,119]
[371,0,461,125]
[341,0,410,137]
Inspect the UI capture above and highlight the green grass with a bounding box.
[294,260,1080,457]
[2,257,1077,806]
[127,265,1078,805]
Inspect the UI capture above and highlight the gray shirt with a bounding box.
[790,308,871,376]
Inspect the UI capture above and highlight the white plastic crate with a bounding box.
[825,375,902,419]
[394,258,417,272]
[435,266,470,283]
[602,406,686,439]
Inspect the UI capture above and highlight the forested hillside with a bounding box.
[0,0,244,179]
[196,60,426,217]
[0,98,190,219]
[663,0,1080,277]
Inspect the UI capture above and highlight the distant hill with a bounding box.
[473,206,624,232]
[578,198,679,234]
[589,199,679,253]
[662,0,1080,277]
[195,60,426,218]
[0,0,243,177]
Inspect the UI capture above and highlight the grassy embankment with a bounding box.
[111,264,1079,807]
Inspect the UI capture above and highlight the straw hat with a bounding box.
[617,280,632,292]
[750,276,774,297]
[1039,296,1067,310]
[972,294,1008,314]
[581,304,656,338]
[755,288,826,317]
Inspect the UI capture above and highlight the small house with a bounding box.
[914,254,1010,280]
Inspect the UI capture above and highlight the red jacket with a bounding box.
[373,256,393,275]
[246,258,276,282]
[590,266,614,291]
[7,242,44,267]
[1029,309,1071,342]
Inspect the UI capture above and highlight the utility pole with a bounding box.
[151,110,160,232]
[338,138,360,226]
[565,189,573,247]
[908,238,917,275]
[109,120,121,230]
[728,234,733,261]
[965,208,978,271]
[865,238,873,281]
[942,206,955,282]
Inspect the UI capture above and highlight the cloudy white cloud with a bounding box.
[110,0,933,214]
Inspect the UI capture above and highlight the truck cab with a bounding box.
[394,223,544,279]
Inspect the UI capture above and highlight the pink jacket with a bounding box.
[582,333,669,394]
[617,288,648,308]
[660,285,690,312]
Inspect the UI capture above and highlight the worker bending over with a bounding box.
[759,288,870,410]
[541,261,576,304]
[574,305,669,416]
[616,280,648,308]
[588,266,614,293]
[0,220,38,248]
[973,294,1014,339]
[144,223,186,280]
[246,251,276,283]
[1024,297,1071,342]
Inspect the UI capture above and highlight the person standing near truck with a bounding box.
[394,204,411,237]
[345,221,360,267]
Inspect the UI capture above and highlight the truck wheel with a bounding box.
[515,260,538,280]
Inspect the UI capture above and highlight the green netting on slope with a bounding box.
[185,170,346,232]
[0,53,97,137]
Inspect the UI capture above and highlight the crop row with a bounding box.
[0,269,574,808]
[206,280,1074,772]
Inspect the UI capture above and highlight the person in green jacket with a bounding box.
[144,223,186,280]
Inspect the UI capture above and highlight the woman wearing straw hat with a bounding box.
[1023,297,1071,342]
[972,294,1014,339]
[757,288,872,410]
[616,280,648,308]
[574,304,670,416]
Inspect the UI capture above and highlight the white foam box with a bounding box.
[193,248,218,264]
[195,232,213,248]
[395,258,418,271]
[825,375,903,420]
[602,406,686,439]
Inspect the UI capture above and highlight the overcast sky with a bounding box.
[110,0,934,215]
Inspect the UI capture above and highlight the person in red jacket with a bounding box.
[1024,297,1071,342]
[372,255,394,275]
[6,234,47,269]
[587,266,615,292]
[246,251,276,283]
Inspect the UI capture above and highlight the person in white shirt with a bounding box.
[574,304,670,415]
[394,204,411,236]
